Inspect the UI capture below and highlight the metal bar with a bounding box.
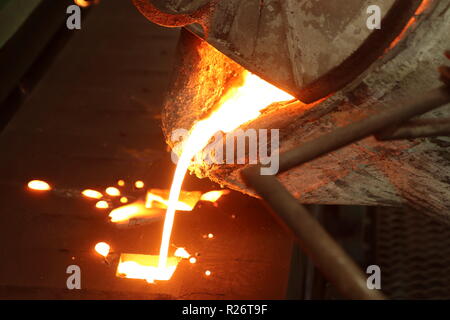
[278,86,450,172]
[375,118,450,140]
[241,85,450,300]
[241,170,385,300]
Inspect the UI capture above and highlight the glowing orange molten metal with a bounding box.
[82,189,103,199]
[95,242,111,257]
[155,70,293,276]
[27,180,51,191]
[200,190,230,202]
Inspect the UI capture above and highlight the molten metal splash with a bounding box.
[27,180,51,191]
[95,242,110,257]
[174,247,191,259]
[200,190,230,202]
[82,189,103,199]
[109,201,163,222]
[117,254,179,283]
[156,71,293,274]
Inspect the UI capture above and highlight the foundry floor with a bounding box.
[0,0,292,299]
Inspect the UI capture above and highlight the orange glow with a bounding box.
[389,0,432,50]
[74,0,98,8]
[189,257,197,264]
[94,242,110,257]
[105,187,120,197]
[96,200,109,209]
[200,190,230,202]
[82,189,102,199]
[158,70,294,270]
[135,181,145,189]
[120,197,128,204]
[109,201,163,222]
[116,253,180,283]
[145,189,200,211]
[117,180,125,187]
[27,180,51,191]
[174,247,191,259]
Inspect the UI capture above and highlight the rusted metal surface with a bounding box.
[241,169,386,300]
[161,1,450,221]
[149,0,212,14]
[133,0,428,102]
[240,85,449,300]
[275,86,450,173]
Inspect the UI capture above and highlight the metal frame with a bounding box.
[241,65,450,300]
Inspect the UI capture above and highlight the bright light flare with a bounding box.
[82,189,102,199]
[158,71,294,270]
[27,180,51,191]
[200,190,230,202]
[94,242,110,257]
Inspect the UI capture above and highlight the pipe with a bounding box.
[375,118,450,140]
[241,169,385,300]
[241,85,450,299]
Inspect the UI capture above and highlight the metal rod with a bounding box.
[241,169,385,300]
[278,86,450,172]
[375,118,450,140]
[240,86,450,300]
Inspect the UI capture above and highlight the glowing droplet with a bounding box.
[200,190,230,202]
[96,200,109,209]
[94,242,110,257]
[117,180,125,187]
[120,197,128,204]
[174,247,190,259]
[106,187,120,196]
[74,0,97,8]
[189,257,197,264]
[82,189,102,199]
[27,180,51,191]
[205,270,211,276]
[207,233,214,239]
[135,181,145,189]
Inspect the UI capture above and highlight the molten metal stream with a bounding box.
[158,71,294,270]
